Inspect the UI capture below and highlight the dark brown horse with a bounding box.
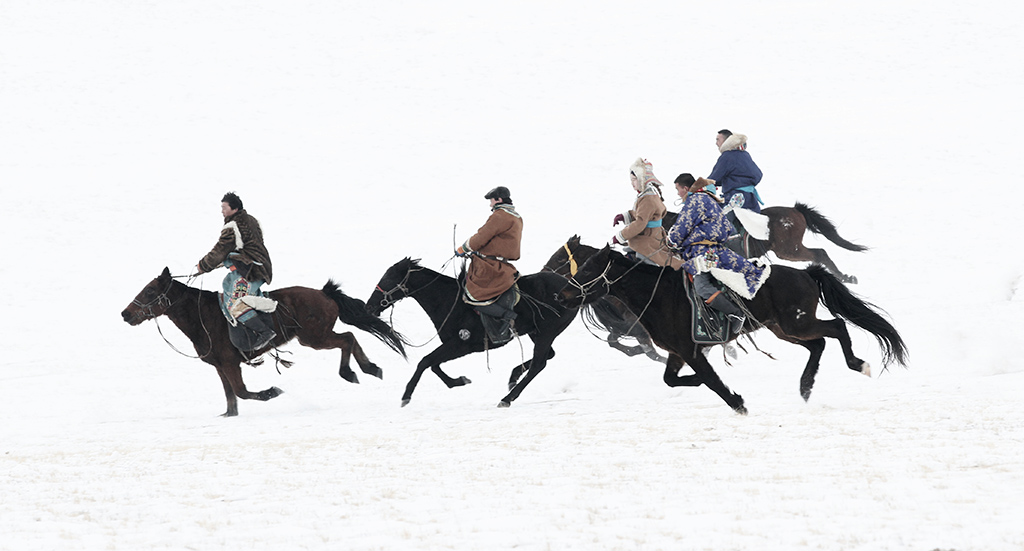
[121,267,406,417]
[555,242,907,414]
[664,202,867,284]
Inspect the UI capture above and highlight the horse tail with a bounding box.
[322,280,408,359]
[794,202,869,252]
[808,265,908,369]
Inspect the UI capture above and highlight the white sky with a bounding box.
[2,1,1022,550]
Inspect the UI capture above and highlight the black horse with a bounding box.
[543,236,667,363]
[367,258,579,407]
[556,243,907,414]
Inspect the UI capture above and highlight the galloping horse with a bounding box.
[544,235,666,362]
[664,202,867,284]
[556,243,907,414]
[546,201,867,364]
[366,258,578,407]
[122,267,406,416]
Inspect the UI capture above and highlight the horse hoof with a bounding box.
[801,389,812,402]
[400,398,411,408]
[734,405,748,416]
[369,366,384,379]
[497,400,511,408]
[340,371,359,384]
[459,376,472,385]
[860,362,871,377]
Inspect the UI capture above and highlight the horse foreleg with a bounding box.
[506,346,557,390]
[402,341,472,407]
[212,361,283,417]
[499,342,556,407]
[662,354,703,387]
[684,351,747,414]
[606,331,647,357]
[214,367,239,417]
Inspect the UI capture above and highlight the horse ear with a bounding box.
[160,267,171,279]
[570,234,580,244]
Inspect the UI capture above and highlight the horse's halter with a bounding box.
[563,260,615,304]
[374,265,426,310]
[131,279,176,320]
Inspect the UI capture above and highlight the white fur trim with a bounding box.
[240,295,277,312]
[709,264,771,300]
[734,209,770,240]
[719,133,748,153]
[222,221,244,249]
[629,157,646,192]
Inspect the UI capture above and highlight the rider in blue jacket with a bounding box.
[708,129,763,233]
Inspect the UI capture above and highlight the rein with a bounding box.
[142,274,214,360]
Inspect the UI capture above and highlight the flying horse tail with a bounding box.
[808,265,908,369]
[794,202,869,252]
[322,280,408,359]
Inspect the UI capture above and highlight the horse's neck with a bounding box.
[608,257,680,314]
[406,269,463,328]
[165,284,223,345]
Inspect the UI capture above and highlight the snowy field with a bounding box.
[2,1,1023,550]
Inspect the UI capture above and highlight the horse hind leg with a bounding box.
[820,319,871,376]
[301,331,383,384]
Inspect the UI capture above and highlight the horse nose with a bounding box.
[121,309,132,322]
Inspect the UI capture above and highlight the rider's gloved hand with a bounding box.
[612,213,625,226]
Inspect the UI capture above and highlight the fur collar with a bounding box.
[719,133,748,153]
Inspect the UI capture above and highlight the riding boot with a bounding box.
[475,301,517,345]
[707,291,745,335]
[239,314,277,351]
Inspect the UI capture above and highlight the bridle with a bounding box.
[372,261,462,349]
[562,260,615,304]
[133,275,215,360]
[374,264,428,310]
[131,279,176,320]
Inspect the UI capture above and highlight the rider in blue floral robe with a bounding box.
[666,175,770,304]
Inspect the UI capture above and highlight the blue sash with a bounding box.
[735,185,764,205]
[646,220,662,228]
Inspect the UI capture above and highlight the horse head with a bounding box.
[556,244,616,308]
[543,234,582,276]
[121,267,177,325]
[366,257,421,316]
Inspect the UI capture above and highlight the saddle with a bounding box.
[683,276,744,345]
[464,284,520,345]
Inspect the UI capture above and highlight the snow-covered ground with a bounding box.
[2,1,1022,549]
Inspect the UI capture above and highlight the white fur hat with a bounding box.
[719,133,748,153]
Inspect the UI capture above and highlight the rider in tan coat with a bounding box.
[455,186,523,344]
[612,158,683,270]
